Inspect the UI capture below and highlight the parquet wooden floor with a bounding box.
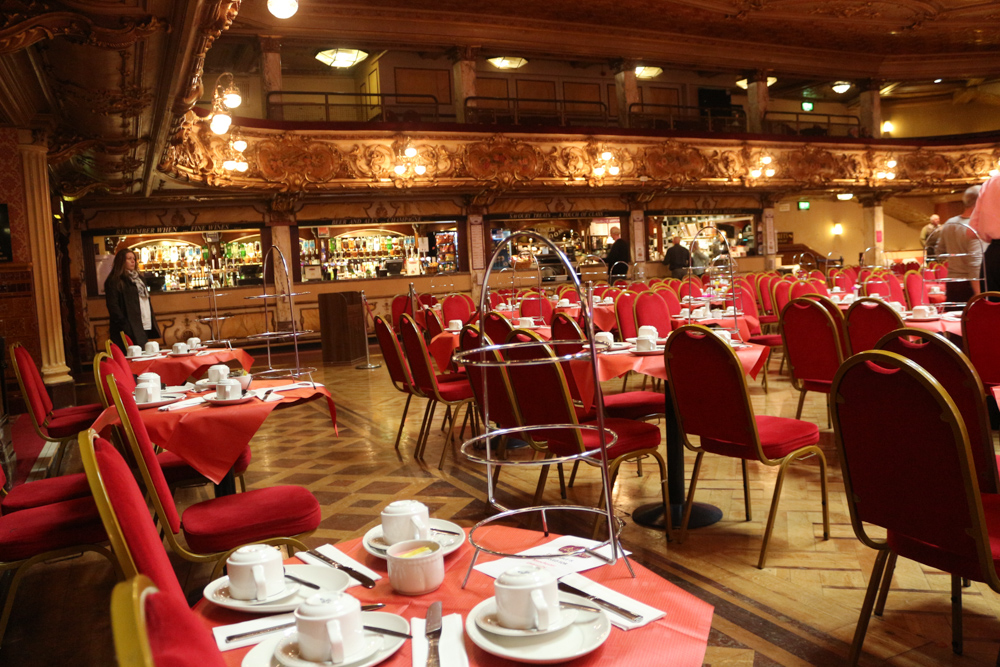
[3,343,998,666]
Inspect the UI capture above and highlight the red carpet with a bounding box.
[11,414,46,484]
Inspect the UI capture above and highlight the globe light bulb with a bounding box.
[414,164,427,175]
[609,165,620,175]
[267,0,298,19]
[601,151,612,161]
[394,164,406,175]
[222,159,236,171]
[761,156,772,165]
[222,89,242,109]
[593,166,605,177]
[404,147,417,158]
[764,168,775,177]
[209,112,232,135]
[235,160,248,172]
[750,169,762,178]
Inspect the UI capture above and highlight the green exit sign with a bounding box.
[797,201,811,210]
[801,101,814,112]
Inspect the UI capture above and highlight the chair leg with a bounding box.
[440,404,452,432]
[795,388,808,420]
[952,574,963,655]
[874,551,898,616]
[557,463,567,499]
[848,549,891,666]
[741,460,752,521]
[568,460,581,487]
[47,439,71,477]
[458,404,471,441]
[678,451,705,544]
[237,473,247,493]
[762,364,769,392]
[532,458,552,505]
[417,400,437,460]
[778,351,786,375]
[437,403,459,470]
[415,399,432,457]
[394,394,413,450]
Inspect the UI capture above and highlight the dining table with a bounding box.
[900,315,963,337]
[127,347,255,385]
[89,378,337,485]
[197,525,714,667]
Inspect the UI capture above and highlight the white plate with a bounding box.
[473,596,578,637]
[600,342,632,352]
[204,392,256,406]
[195,378,221,388]
[274,632,380,667]
[465,593,610,664]
[514,324,540,330]
[135,393,186,410]
[443,327,462,333]
[625,337,667,345]
[904,316,940,323]
[127,351,162,359]
[362,518,465,559]
[242,613,408,667]
[167,351,199,357]
[629,347,664,356]
[206,565,349,613]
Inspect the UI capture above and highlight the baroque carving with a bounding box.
[254,134,344,191]
[641,141,708,184]
[462,136,544,186]
[0,5,166,55]
[898,148,956,186]
[782,146,857,185]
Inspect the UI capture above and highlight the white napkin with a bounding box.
[295,544,381,588]
[159,396,206,411]
[411,614,467,667]
[196,350,213,356]
[559,572,665,630]
[261,381,325,393]
[212,612,295,651]
[165,383,195,393]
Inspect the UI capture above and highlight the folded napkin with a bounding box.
[196,350,213,356]
[295,544,382,588]
[212,612,295,651]
[261,381,326,393]
[559,572,665,630]
[159,396,206,411]
[411,614,467,667]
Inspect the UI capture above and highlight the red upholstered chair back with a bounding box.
[757,275,776,314]
[442,295,474,325]
[108,344,138,393]
[678,281,703,299]
[629,282,650,292]
[613,290,639,340]
[374,316,415,392]
[862,277,892,299]
[520,296,554,325]
[845,298,903,356]
[97,355,137,409]
[858,268,872,284]
[633,291,672,338]
[731,287,761,335]
[665,279,682,295]
[781,298,844,384]
[653,286,682,317]
[665,325,758,454]
[390,294,413,328]
[417,294,438,307]
[962,293,1000,386]
[834,272,853,293]
[886,273,906,305]
[549,312,588,403]
[935,263,948,280]
[903,270,928,308]
[486,291,502,309]
[399,314,444,398]
[802,295,850,357]
[592,284,609,298]
[423,307,444,339]
[558,289,581,304]
[11,343,53,424]
[790,280,816,299]
[772,279,793,314]
[107,378,182,535]
[612,278,629,287]
[483,311,514,347]
[875,329,999,494]
[81,434,185,602]
[809,270,825,281]
[458,326,521,429]
[830,352,995,577]
[808,278,830,296]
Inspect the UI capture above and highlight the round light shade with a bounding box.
[831,81,852,94]
[267,0,298,19]
[736,77,777,89]
[404,147,417,158]
[414,165,427,175]
[837,193,854,201]
[232,138,248,153]
[487,57,528,70]
[832,223,844,235]
[209,112,232,135]
[881,120,895,134]
[222,88,242,109]
[315,48,369,68]
[235,160,249,172]
[222,159,236,171]
[634,66,662,79]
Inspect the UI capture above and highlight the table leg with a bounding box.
[214,468,237,497]
[632,390,723,530]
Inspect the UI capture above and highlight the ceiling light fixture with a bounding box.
[934,78,943,83]
[487,57,528,70]
[882,120,895,134]
[267,0,298,19]
[832,223,844,235]
[735,77,777,89]
[831,81,852,94]
[634,66,663,79]
[837,193,854,201]
[315,48,368,68]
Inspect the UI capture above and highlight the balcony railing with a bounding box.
[627,103,747,133]
[265,91,443,123]
[463,97,611,127]
[763,111,862,137]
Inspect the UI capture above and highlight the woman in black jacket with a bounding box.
[105,247,160,349]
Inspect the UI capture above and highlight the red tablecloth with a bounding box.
[901,317,963,336]
[199,527,713,667]
[89,379,336,484]
[429,327,553,373]
[671,315,753,341]
[551,304,617,332]
[127,349,254,385]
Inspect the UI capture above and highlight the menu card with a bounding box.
[473,535,631,579]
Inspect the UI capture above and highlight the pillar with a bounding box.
[858,80,882,138]
[18,132,72,386]
[260,36,283,121]
[613,61,639,128]
[761,205,777,270]
[745,71,770,134]
[268,225,295,329]
[861,198,885,267]
[451,46,478,123]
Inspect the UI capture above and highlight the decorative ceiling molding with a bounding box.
[0,6,166,55]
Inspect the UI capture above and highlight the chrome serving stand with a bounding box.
[191,279,234,348]
[610,260,630,284]
[243,245,316,382]
[356,289,381,370]
[681,227,744,342]
[452,231,633,587]
[923,221,988,310]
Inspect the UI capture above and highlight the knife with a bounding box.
[425,601,442,667]
[305,549,377,589]
[224,604,385,643]
[557,581,643,622]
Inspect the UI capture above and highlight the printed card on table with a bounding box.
[473,535,631,579]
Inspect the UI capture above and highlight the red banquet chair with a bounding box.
[862,276,891,299]
[613,290,639,340]
[755,274,779,328]
[845,298,903,356]
[934,262,948,280]
[885,273,906,305]
[520,295,554,325]
[373,315,426,450]
[665,324,829,568]
[903,269,928,309]
[633,291,673,338]
[111,575,226,667]
[833,271,853,294]
[808,277,830,296]
[771,279,794,316]
[962,292,1000,387]
[830,351,1000,665]
[105,340,137,394]
[781,297,845,420]
[9,342,104,476]
[482,311,514,347]
[652,285,682,318]
[105,378,321,580]
[677,281,703,299]
[729,286,782,389]
[442,294,475,326]
[790,280,816,299]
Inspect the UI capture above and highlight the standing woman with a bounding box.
[105,246,160,349]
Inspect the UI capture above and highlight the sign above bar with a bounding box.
[89,222,263,236]
[487,211,618,220]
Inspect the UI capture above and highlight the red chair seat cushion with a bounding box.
[547,418,660,458]
[0,496,106,561]
[748,334,783,347]
[436,372,467,384]
[802,379,833,393]
[701,415,819,460]
[759,315,779,324]
[45,404,104,438]
[146,590,227,666]
[603,391,666,421]
[1,473,91,513]
[181,486,321,553]
[436,380,473,402]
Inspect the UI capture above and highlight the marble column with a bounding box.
[18,132,72,385]
[268,225,295,329]
[451,47,478,123]
[613,62,639,128]
[861,198,885,267]
[858,81,882,138]
[761,205,777,270]
[746,71,770,134]
[260,36,283,121]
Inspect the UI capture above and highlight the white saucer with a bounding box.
[444,327,462,333]
[474,596,578,637]
[241,613,408,667]
[195,378,222,388]
[362,518,465,559]
[204,392,255,406]
[206,565,348,613]
[904,316,940,322]
[135,393,186,410]
[465,593,610,664]
[274,632,380,667]
[128,351,161,359]
[600,342,632,351]
[629,347,664,356]
[625,337,667,345]
[167,350,199,357]
[514,324,540,330]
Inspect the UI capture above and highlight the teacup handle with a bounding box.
[531,588,550,631]
[251,564,267,600]
[411,515,430,540]
[326,619,345,664]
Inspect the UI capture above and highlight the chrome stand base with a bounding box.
[356,362,381,370]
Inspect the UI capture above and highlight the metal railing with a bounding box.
[463,97,611,127]
[628,103,747,133]
[763,111,862,137]
[265,91,443,123]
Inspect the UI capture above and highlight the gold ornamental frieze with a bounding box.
[255,134,344,189]
[641,141,710,184]
[783,146,863,186]
[462,136,544,185]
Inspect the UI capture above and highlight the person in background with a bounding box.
[971,173,1000,293]
[690,240,709,276]
[663,236,691,279]
[604,225,630,280]
[934,185,984,307]
[105,246,160,349]
[920,214,941,257]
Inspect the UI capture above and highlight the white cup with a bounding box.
[594,331,614,348]
[294,593,365,664]
[234,373,253,391]
[635,336,654,351]
[208,364,230,383]
[126,345,143,358]
[517,317,534,328]
[186,337,201,349]
[830,294,841,303]
[602,297,614,304]
[890,301,905,313]
[448,319,463,331]
[494,564,561,631]
[592,296,601,305]
[144,341,159,355]
[678,308,690,318]
[137,372,160,388]
[385,540,445,596]
[912,305,932,318]
[226,544,285,601]
[638,325,658,339]
[216,377,242,400]
[557,298,570,307]
[842,294,856,304]
[715,329,733,345]
[171,342,189,355]
[381,499,430,545]
[711,308,723,318]
[134,382,161,404]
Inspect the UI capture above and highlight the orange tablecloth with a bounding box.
[89,379,336,483]
[127,348,254,385]
[201,526,713,667]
